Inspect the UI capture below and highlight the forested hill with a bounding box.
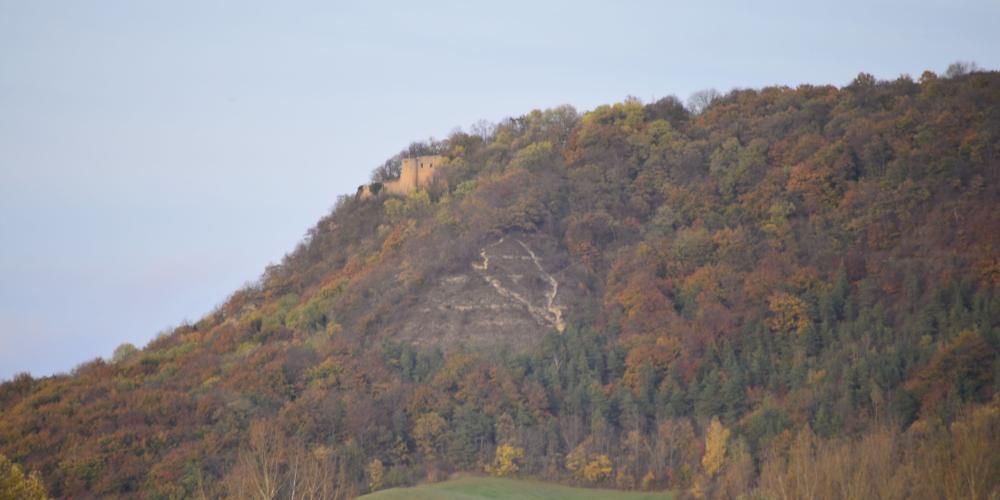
[2,69,1000,499]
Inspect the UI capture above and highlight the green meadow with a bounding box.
[359,476,673,500]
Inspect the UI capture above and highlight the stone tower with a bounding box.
[359,155,445,199]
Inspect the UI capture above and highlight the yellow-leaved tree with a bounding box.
[702,416,730,477]
[413,412,446,460]
[0,453,47,500]
[565,441,613,484]
[582,454,613,484]
[767,292,810,335]
[486,444,525,477]
[367,458,384,492]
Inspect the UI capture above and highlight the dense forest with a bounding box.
[2,67,1000,499]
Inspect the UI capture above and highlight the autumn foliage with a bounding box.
[2,68,1000,498]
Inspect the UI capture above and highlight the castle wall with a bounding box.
[359,155,445,199]
[382,178,411,196]
[415,155,444,189]
[397,158,420,193]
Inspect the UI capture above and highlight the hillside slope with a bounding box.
[2,69,1000,499]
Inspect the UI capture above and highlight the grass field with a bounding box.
[358,476,673,500]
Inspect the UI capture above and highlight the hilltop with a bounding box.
[2,69,999,499]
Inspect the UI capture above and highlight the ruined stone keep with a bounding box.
[358,155,445,199]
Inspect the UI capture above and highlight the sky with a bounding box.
[1,0,998,380]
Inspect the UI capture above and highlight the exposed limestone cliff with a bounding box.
[396,233,576,350]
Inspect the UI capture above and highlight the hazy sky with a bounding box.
[1,0,998,380]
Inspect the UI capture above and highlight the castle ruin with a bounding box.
[358,155,445,199]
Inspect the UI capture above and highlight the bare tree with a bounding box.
[224,419,344,500]
[287,445,340,500]
[686,88,721,115]
[371,156,403,183]
[470,119,497,140]
[945,60,980,78]
[226,420,283,499]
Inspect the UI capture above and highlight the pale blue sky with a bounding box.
[1,0,998,380]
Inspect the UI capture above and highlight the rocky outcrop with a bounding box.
[396,233,577,351]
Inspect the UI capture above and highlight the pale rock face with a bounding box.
[396,232,579,352]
